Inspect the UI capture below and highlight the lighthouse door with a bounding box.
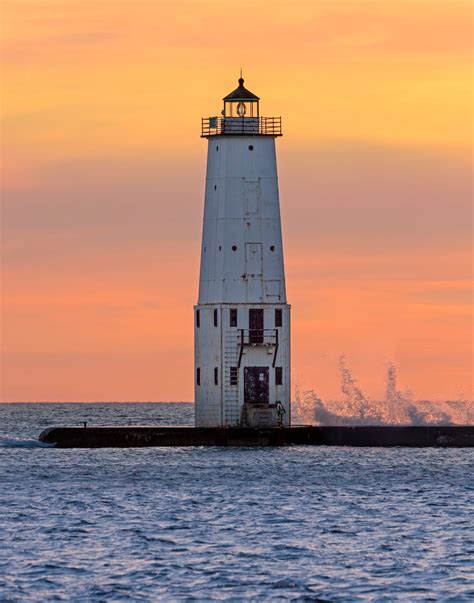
[249,308,264,344]
[245,243,262,276]
[244,367,270,404]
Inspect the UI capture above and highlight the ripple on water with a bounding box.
[0,404,473,601]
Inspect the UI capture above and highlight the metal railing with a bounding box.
[201,116,282,137]
[240,328,278,345]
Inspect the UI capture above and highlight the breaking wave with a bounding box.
[0,436,55,448]
[294,356,474,426]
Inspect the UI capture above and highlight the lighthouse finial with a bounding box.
[238,67,244,86]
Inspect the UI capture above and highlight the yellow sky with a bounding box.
[3,0,472,156]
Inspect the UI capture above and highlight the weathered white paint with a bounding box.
[195,129,291,427]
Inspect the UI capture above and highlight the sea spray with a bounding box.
[293,358,474,425]
[0,435,55,448]
[338,355,385,423]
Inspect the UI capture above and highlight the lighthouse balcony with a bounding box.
[201,116,282,137]
[240,328,278,346]
[238,328,279,368]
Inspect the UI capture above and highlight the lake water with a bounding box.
[1,402,473,601]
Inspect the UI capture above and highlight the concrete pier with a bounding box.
[39,425,474,448]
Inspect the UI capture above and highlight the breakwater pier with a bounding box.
[39,425,474,448]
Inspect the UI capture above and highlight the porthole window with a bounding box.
[232,245,237,251]
[216,146,219,151]
[248,145,254,151]
[270,245,275,252]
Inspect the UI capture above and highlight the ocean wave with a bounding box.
[294,357,474,426]
[0,435,55,448]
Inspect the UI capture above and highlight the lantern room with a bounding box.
[223,77,260,118]
[201,76,282,137]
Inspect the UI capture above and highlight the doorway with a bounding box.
[244,367,270,404]
[249,308,264,344]
[245,243,262,275]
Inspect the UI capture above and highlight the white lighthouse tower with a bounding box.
[194,76,290,428]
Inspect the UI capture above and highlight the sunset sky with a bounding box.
[1,0,472,402]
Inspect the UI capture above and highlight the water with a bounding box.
[1,403,473,601]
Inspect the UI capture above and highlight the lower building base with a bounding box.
[240,403,279,427]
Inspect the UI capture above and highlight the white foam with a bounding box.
[294,357,474,426]
[0,435,55,448]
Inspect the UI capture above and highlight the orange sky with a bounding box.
[1,0,472,401]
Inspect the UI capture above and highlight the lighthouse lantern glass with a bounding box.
[224,99,258,118]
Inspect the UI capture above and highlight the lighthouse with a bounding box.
[194,76,290,428]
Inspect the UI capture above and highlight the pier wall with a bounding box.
[39,425,474,448]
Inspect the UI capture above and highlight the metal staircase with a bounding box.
[224,330,280,428]
[224,330,240,425]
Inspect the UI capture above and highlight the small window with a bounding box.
[230,308,238,327]
[214,367,218,386]
[196,367,201,386]
[275,367,283,386]
[275,309,282,327]
[214,308,218,327]
[196,309,200,328]
[216,146,219,151]
[270,245,275,252]
[248,145,254,151]
[230,367,238,386]
[232,245,237,251]
[214,184,217,191]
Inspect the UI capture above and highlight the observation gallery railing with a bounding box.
[201,116,282,137]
